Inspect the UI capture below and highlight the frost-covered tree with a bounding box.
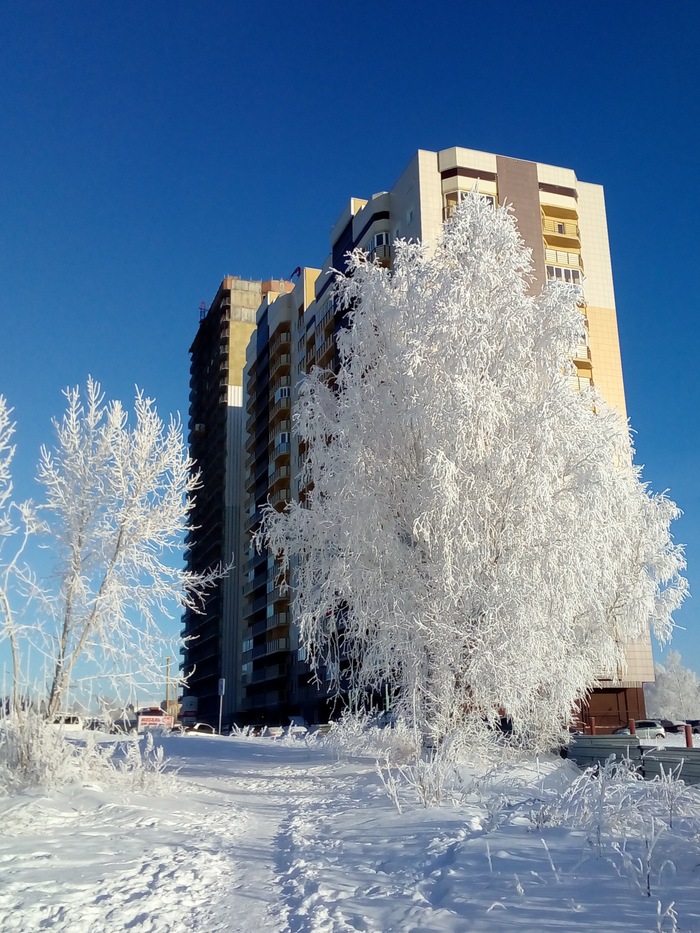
[645,650,700,721]
[0,379,221,717]
[260,193,687,751]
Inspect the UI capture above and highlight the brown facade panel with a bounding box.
[441,166,497,183]
[539,182,578,200]
[581,687,647,734]
[496,155,546,292]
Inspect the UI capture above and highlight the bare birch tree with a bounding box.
[260,193,687,751]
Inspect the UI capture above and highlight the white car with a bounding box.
[184,722,216,735]
[49,714,84,732]
[612,719,665,740]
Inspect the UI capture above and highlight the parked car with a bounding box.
[49,714,83,732]
[686,720,700,735]
[612,720,665,740]
[185,722,216,735]
[659,719,687,734]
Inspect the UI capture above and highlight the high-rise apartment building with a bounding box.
[192,146,651,732]
[182,275,292,725]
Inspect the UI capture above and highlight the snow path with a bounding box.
[2,735,700,932]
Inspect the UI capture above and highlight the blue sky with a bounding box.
[1,2,699,675]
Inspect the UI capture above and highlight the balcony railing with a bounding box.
[250,663,287,685]
[545,248,581,267]
[573,344,592,367]
[270,488,291,507]
[316,334,335,362]
[269,353,292,378]
[268,464,290,485]
[242,575,267,597]
[269,331,291,356]
[269,397,291,421]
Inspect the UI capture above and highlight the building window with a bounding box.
[366,231,391,252]
[546,265,581,286]
[443,189,495,219]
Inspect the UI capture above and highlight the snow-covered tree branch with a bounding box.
[0,379,223,716]
[259,193,687,751]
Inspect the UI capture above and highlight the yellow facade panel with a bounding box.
[586,305,627,418]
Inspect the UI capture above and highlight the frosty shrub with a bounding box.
[0,710,176,795]
[0,709,81,792]
[377,746,474,812]
[534,754,700,850]
[260,193,687,752]
[322,710,417,763]
[0,379,223,719]
[112,731,177,793]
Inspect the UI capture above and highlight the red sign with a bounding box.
[137,714,174,731]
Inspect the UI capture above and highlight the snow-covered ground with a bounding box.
[2,732,699,932]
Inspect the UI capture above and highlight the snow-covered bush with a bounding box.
[377,750,474,812]
[0,710,81,792]
[111,731,176,793]
[321,710,418,763]
[534,755,700,845]
[260,193,686,751]
[0,710,176,795]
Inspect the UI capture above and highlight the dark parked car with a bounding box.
[686,720,700,735]
[659,719,686,734]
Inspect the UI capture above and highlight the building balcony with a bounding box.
[250,612,289,637]
[573,344,592,368]
[268,464,291,489]
[266,578,287,600]
[243,593,268,619]
[242,551,268,576]
[269,487,290,508]
[269,330,291,356]
[542,217,581,246]
[248,663,288,685]
[243,638,290,664]
[315,334,335,365]
[272,442,291,463]
[269,353,292,379]
[269,420,291,446]
[569,374,593,392]
[245,458,270,492]
[240,687,288,707]
[544,248,581,268]
[269,375,291,400]
[269,396,291,423]
[243,575,267,598]
[244,508,263,533]
[368,243,392,266]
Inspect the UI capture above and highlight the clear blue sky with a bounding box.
[1,2,699,673]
